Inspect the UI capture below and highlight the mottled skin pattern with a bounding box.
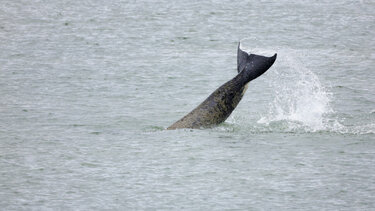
[167,72,248,129]
[167,44,276,130]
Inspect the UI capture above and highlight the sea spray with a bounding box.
[220,43,370,134]
[257,50,334,132]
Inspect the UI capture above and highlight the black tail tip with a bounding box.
[270,53,277,64]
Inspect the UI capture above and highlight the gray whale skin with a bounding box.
[167,42,277,130]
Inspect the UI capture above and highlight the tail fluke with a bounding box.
[237,41,277,81]
[237,42,249,73]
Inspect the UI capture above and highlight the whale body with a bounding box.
[167,42,277,130]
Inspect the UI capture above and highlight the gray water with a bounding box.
[1,0,375,210]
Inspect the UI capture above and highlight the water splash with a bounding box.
[257,50,336,132]
[220,46,374,135]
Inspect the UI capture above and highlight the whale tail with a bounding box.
[237,42,277,81]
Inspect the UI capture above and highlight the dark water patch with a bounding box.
[177,36,189,40]
[81,162,99,167]
[71,124,86,127]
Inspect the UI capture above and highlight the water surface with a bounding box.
[0,0,374,210]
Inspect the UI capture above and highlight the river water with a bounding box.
[1,0,374,210]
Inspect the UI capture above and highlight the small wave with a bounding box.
[350,123,375,135]
[222,117,374,135]
[143,125,165,132]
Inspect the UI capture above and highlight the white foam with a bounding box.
[257,50,336,132]
[233,44,372,135]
